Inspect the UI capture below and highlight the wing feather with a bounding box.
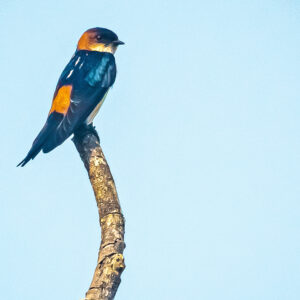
[42,51,116,153]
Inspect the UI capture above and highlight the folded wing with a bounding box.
[18,51,116,166]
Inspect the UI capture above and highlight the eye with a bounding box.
[96,35,101,41]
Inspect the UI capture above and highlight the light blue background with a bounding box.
[1,1,299,299]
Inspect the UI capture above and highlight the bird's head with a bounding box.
[77,27,124,54]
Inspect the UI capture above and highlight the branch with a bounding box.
[72,124,125,300]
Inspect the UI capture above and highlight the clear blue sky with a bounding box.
[1,1,299,299]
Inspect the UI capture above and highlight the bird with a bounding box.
[18,27,124,167]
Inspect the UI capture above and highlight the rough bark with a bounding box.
[72,124,125,300]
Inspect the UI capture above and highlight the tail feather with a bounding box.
[17,147,42,167]
[17,112,63,167]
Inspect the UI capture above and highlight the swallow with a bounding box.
[18,27,124,167]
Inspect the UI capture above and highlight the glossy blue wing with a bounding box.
[42,51,116,153]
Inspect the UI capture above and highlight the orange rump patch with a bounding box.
[49,85,72,115]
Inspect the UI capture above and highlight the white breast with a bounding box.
[85,91,109,125]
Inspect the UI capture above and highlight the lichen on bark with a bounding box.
[72,124,125,300]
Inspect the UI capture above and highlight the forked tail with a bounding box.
[17,112,63,167]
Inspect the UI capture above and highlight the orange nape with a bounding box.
[77,31,91,50]
[77,31,117,53]
[49,85,72,115]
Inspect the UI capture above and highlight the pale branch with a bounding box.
[72,124,125,300]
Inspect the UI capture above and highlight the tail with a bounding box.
[17,112,63,167]
[17,146,42,167]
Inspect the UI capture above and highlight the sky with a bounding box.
[0,1,300,299]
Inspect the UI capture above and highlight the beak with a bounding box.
[113,39,125,46]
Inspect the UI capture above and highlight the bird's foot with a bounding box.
[73,123,100,143]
